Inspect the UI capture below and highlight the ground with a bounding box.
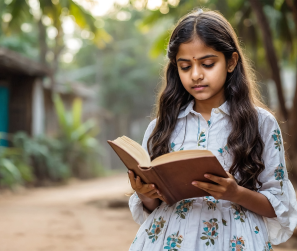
[0,174,296,251]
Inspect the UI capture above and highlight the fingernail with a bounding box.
[151,184,154,188]
[204,174,209,178]
[192,181,197,185]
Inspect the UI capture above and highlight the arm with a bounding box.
[193,112,297,244]
[128,170,162,212]
[192,173,276,217]
[234,185,276,217]
[136,192,161,212]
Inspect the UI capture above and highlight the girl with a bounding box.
[128,9,297,251]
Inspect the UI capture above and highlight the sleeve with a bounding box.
[258,113,297,245]
[128,119,156,225]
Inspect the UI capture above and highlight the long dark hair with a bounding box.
[147,10,268,191]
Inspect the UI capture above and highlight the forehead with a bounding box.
[176,37,223,60]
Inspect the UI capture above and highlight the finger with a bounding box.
[226,172,236,180]
[141,183,155,192]
[143,189,158,197]
[204,174,226,185]
[192,181,223,192]
[135,176,143,189]
[150,192,165,201]
[128,170,136,189]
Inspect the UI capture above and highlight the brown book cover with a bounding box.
[107,137,228,206]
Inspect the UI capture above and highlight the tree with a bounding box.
[2,0,111,88]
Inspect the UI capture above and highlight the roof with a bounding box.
[0,47,51,77]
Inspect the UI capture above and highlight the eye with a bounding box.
[202,63,215,68]
[181,66,191,71]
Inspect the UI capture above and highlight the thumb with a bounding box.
[226,171,235,180]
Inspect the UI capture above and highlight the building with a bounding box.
[0,47,50,146]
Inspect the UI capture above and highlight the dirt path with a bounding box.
[0,174,296,251]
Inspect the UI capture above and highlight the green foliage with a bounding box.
[0,143,33,188]
[135,0,297,70]
[53,94,102,178]
[0,96,103,188]
[12,132,70,183]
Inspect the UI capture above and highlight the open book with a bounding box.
[107,136,228,205]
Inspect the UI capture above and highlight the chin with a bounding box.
[192,93,213,101]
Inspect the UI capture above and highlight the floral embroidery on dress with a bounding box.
[145,216,166,243]
[218,144,230,167]
[231,203,246,222]
[272,129,282,151]
[230,236,246,251]
[197,130,206,147]
[263,241,273,251]
[222,219,227,226]
[170,142,184,152]
[218,145,229,156]
[175,199,195,219]
[274,163,284,195]
[164,231,183,250]
[201,218,219,246]
[203,196,219,210]
[254,226,259,234]
[207,120,211,126]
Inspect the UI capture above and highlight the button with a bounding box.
[214,109,219,114]
[201,128,206,132]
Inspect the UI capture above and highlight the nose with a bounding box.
[191,65,203,81]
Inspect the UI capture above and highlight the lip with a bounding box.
[192,85,208,90]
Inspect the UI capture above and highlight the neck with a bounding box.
[193,93,225,115]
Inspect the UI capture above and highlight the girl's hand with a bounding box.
[192,172,239,201]
[128,169,164,201]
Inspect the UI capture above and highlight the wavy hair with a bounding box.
[147,10,268,191]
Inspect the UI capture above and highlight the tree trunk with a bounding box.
[285,0,297,182]
[248,0,288,121]
[38,18,48,66]
[249,0,297,182]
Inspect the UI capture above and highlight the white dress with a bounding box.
[128,100,297,251]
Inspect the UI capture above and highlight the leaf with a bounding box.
[181,214,185,219]
[149,30,171,58]
[222,219,227,226]
[210,239,215,245]
[206,241,210,246]
[72,98,82,130]
[240,218,245,223]
[200,236,208,240]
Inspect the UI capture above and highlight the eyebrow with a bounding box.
[176,54,218,62]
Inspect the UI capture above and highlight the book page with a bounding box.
[151,149,214,166]
[113,136,151,167]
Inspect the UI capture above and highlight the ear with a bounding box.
[227,52,239,73]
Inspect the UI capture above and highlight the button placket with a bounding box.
[197,115,209,149]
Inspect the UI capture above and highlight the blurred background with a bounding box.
[0,0,296,250]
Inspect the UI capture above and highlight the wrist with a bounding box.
[232,185,245,204]
[136,192,158,203]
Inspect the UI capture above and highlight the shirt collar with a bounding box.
[177,100,230,119]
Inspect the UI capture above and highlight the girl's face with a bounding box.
[176,37,237,104]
